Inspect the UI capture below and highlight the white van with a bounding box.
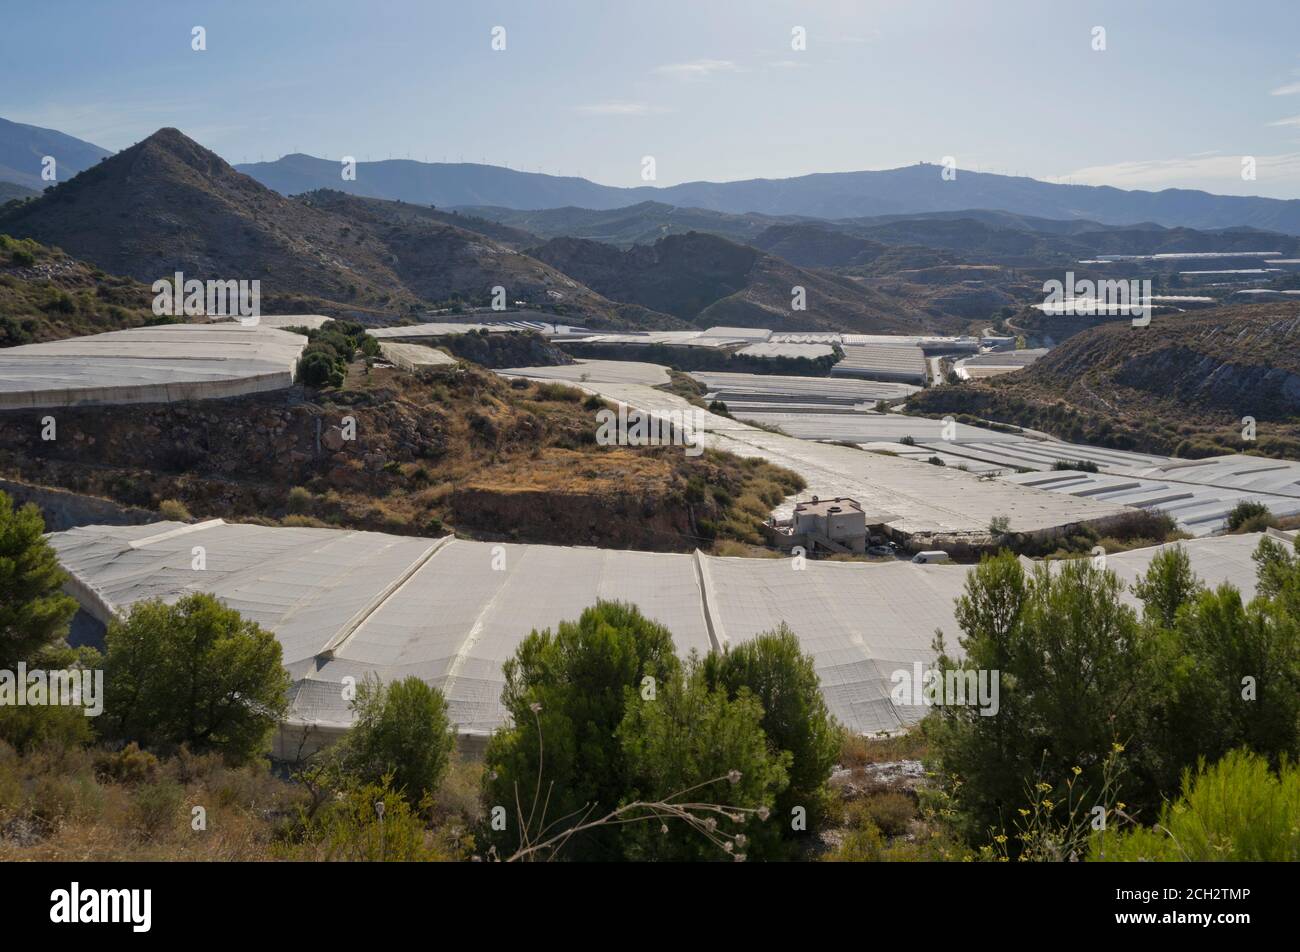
[911,550,950,564]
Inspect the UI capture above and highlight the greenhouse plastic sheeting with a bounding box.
[0,323,307,409]
[48,522,1285,738]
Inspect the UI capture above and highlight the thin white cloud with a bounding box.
[1064,152,1300,190]
[1268,115,1300,127]
[1270,81,1300,96]
[652,59,739,79]
[575,101,671,116]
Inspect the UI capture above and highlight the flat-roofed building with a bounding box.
[793,496,868,553]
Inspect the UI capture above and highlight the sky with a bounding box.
[3,0,1300,197]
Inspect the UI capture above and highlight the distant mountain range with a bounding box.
[4,121,1300,338]
[235,153,1300,235]
[5,117,1300,235]
[463,201,1300,271]
[0,129,678,326]
[0,117,110,190]
[0,127,964,333]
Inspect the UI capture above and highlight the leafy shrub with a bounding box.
[824,814,886,862]
[1052,459,1099,473]
[336,676,455,808]
[1091,750,1300,861]
[0,491,78,669]
[0,315,33,346]
[533,381,584,402]
[0,701,93,754]
[94,742,161,786]
[701,624,838,846]
[157,498,192,521]
[618,659,790,861]
[102,593,290,763]
[862,791,916,837]
[1226,500,1274,533]
[481,601,682,861]
[293,778,443,861]
[286,486,313,514]
[129,780,184,840]
[297,349,345,388]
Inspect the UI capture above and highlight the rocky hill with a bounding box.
[0,130,682,328]
[298,190,678,327]
[908,303,1300,457]
[0,128,425,319]
[528,231,955,333]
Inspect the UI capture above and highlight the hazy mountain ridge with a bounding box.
[456,201,799,247]
[0,117,110,190]
[457,201,1300,274]
[237,152,1300,234]
[0,181,38,203]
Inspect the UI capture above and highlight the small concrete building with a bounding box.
[792,496,868,553]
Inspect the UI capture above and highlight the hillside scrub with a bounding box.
[1089,750,1300,861]
[0,235,156,345]
[437,328,574,368]
[1,362,802,552]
